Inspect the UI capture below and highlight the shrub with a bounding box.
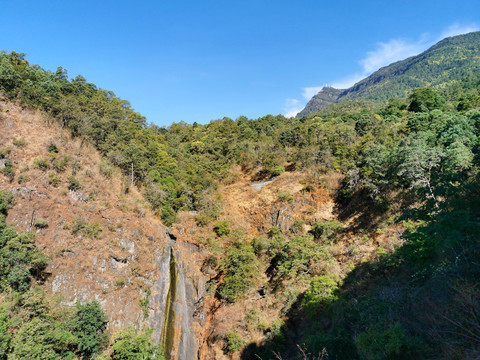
[99,160,114,177]
[17,173,30,184]
[33,157,49,171]
[48,173,61,187]
[310,220,343,242]
[68,176,82,191]
[71,217,102,239]
[291,219,305,234]
[111,327,162,360]
[33,219,49,228]
[356,323,417,360]
[277,191,293,203]
[302,275,338,315]
[0,159,14,181]
[52,156,69,172]
[302,184,315,193]
[219,243,260,302]
[213,220,230,237]
[47,142,59,155]
[271,165,285,177]
[226,332,245,353]
[0,147,11,159]
[0,190,15,214]
[69,301,108,359]
[12,138,26,148]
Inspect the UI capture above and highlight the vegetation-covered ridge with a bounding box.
[1,42,480,360]
[298,31,480,117]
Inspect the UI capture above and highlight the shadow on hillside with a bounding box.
[240,215,480,360]
[334,187,415,233]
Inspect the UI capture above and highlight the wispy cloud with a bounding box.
[284,98,303,118]
[284,23,479,117]
[440,22,480,39]
[302,86,324,100]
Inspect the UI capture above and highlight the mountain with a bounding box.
[297,31,480,117]
[1,41,480,359]
[295,86,343,118]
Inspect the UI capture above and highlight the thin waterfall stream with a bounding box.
[160,249,177,359]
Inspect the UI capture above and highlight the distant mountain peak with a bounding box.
[296,86,343,118]
[297,31,480,118]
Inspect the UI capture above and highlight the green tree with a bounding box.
[69,301,107,358]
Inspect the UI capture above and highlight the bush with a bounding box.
[12,138,26,148]
[0,190,15,214]
[302,184,315,193]
[111,327,162,360]
[213,220,230,237]
[68,176,82,191]
[356,323,417,360]
[219,243,260,302]
[277,191,293,203]
[71,217,102,238]
[226,332,245,353]
[48,173,61,187]
[99,160,114,177]
[0,159,14,181]
[310,220,343,242]
[17,173,30,184]
[33,219,49,228]
[69,301,108,359]
[52,156,69,172]
[302,275,338,315]
[271,165,285,177]
[47,142,59,155]
[33,157,49,171]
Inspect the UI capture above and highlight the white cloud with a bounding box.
[302,86,324,100]
[440,22,479,39]
[283,23,480,117]
[360,38,426,74]
[331,73,365,89]
[284,98,303,118]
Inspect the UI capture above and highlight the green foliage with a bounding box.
[33,157,49,171]
[356,323,417,360]
[277,191,293,203]
[274,235,333,281]
[111,327,163,360]
[213,220,230,237]
[69,301,108,358]
[12,137,26,147]
[310,220,343,242]
[226,332,245,353]
[0,199,49,293]
[71,216,102,238]
[270,165,285,176]
[33,218,49,228]
[302,276,338,315]
[0,190,15,214]
[219,243,260,302]
[48,173,61,187]
[67,176,81,191]
[408,88,445,112]
[0,158,14,181]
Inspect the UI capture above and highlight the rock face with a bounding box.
[295,86,343,118]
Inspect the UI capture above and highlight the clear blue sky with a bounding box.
[1,0,479,125]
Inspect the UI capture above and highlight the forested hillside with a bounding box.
[298,31,480,117]
[0,37,480,359]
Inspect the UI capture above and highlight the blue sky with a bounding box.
[1,0,479,125]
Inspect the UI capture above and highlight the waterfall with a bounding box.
[160,249,177,358]
[149,245,197,360]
